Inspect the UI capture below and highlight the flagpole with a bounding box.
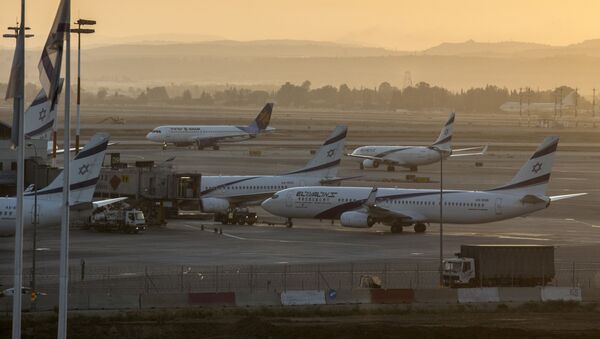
[11,0,26,337]
[57,0,71,336]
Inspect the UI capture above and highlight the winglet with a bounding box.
[365,187,378,207]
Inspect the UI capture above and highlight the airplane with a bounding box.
[500,91,576,113]
[0,133,126,236]
[262,136,586,231]
[199,125,352,221]
[347,112,486,172]
[146,103,275,150]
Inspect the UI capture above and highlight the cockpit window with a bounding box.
[272,194,279,199]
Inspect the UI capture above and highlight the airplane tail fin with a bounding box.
[244,103,274,134]
[30,133,110,205]
[286,125,347,178]
[431,112,454,151]
[489,136,558,196]
[562,91,577,106]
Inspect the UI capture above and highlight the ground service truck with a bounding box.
[443,245,555,287]
[87,208,147,234]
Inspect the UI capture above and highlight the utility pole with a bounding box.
[71,18,96,154]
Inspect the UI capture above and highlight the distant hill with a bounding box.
[87,39,408,58]
[3,39,600,91]
[423,40,555,57]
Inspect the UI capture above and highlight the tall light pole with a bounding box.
[430,145,445,286]
[4,14,33,338]
[26,143,39,311]
[71,19,95,154]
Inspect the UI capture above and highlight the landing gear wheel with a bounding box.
[410,166,418,172]
[162,143,167,151]
[391,224,403,233]
[237,216,246,225]
[359,163,364,170]
[414,223,426,233]
[386,165,395,172]
[286,218,293,228]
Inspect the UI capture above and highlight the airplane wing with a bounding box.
[320,175,363,186]
[520,193,587,204]
[223,192,276,205]
[346,153,399,166]
[92,197,129,209]
[362,187,426,222]
[549,193,587,201]
[450,145,488,157]
[47,141,118,156]
[70,197,129,211]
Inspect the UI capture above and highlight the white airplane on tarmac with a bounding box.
[347,112,486,172]
[0,133,126,236]
[146,103,275,150]
[500,91,576,113]
[262,136,586,231]
[200,125,353,223]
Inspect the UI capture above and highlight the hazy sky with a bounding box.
[1,0,600,49]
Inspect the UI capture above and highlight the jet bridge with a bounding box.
[95,155,202,219]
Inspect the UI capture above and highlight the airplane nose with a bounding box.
[261,198,275,213]
[145,132,153,140]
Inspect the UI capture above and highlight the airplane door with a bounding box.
[286,192,294,208]
[495,198,502,215]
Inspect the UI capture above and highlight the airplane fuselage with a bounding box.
[201,174,332,208]
[146,125,274,147]
[262,187,548,225]
[0,197,62,235]
[351,146,449,168]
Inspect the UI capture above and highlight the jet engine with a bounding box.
[362,159,379,168]
[200,198,230,213]
[340,211,375,228]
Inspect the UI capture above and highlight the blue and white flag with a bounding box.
[4,35,24,101]
[24,79,63,140]
[38,0,69,111]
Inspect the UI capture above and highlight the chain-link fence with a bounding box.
[3,260,600,295]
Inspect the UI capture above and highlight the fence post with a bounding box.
[249,265,253,293]
[283,265,287,292]
[215,265,219,292]
[350,263,354,291]
[317,264,320,290]
[384,263,388,288]
[180,265,184,292]
[144,266,148,294]
[80,259,85,281]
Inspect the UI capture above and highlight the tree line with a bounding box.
[0,81,591,113]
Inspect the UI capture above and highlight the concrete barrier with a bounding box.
[88,293,141,309]
[188,292,236,306]
[414,289,458,304]
[281,290,325,306]
[69,293,90,310]
[458,288,500,303]
[235,291,281,307]
[325,289,371,305]
[541,287,582,302]
[498,287,541,303]
[581,288,600,302]
[370,289,415,304]
[142,294,189,309]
